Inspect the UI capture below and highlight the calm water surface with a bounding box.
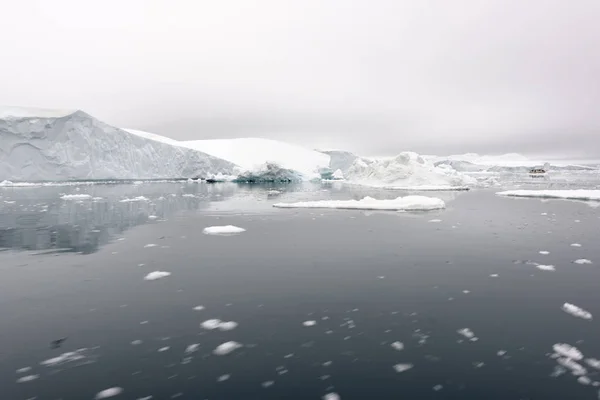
[1,181,599,400]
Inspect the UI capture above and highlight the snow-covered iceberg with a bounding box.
[496,190,600,201]
[0,107,236,181]
[183,138,330,181]
[273,195,445,211]
[343,152,476,190]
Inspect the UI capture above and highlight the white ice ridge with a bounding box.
[553,343,584,360]
[143,271,171,281]
[203,225,246,235]
[496,190,600,201]
[273,195,445,211]
[562,303,593,320]
[213,341,243,355]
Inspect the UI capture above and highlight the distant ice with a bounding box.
[60,194,92,200]
[200,319,238,331]
[539,251,550,255]
[536,264,556,271]
[497,350,507,356]
[185,344,200,354]
[585,359,600,369]
[489,274,499,278]
[193,305,205,311]
[393,363,414,373]
[213,341,242,355]
[553,343,584,360]
[578,376,592,385]
[433,385,443,391]
[143,271,171,281]
[131,340,143,346]
[262,380,275,388]
[144,244,157,248]
[218,321,238,331]
[391,341,404,351]
[120,196,150,203]
[323,393,341,400]
[562,303,593,320]
[428,219,442,223]
[16,374,39,383]
[571,243,582,247]
[303,320,317,326]
[574,259,592,265]
[95,387,124,399]
[496,190,600,201]
[274,195,445,211]
[203,225,246,235]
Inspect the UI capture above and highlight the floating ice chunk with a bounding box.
[433,385,443,391]
[203,225,246,235]
[553,343,584,360]
[60,194,92,200]
[158,347,170,352]
[120,196,149,203]
[578,376,592,385]
[262,380,275,388]
[217,374,231,382]
[585,359,600,369]
[462,290,470,294]
[95,387,124,399]
[16,374,39,383]
[428,219,442,223]
[323,393,340,400]
[539,251,550,255]
[144,244,157,248]
[536,264,555,271]
[41,349,88,366]
[303,320,317,327]
[496,190,600,201]
[497,350,507,356]
[144,271,171,281]
[201,319,223,330]
[218,321,238,331]
[489,274,499,278]
[457,328,475,339]
[16,367,32,373]
[193,305,205,311]
[391,341,404,351]
[393,363,414,373]
[185,344,200,354]
[574,259,592,265]
[131,340,143,346]
[213,341,242,355]
[557,357,587,376]
[571,243,582,247]
[562,303,592,320]
[148,215,158,220]
[323,361,333,366]
[274,195,445,211]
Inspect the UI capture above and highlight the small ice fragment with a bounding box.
[158,347,170,352]
[201,319,222,330]
[393,363,414,373]
[539,251,550,255]
[143,271,171,280]
[377,276,385,279]
[536,264,555,271]
[497,350,507,356]
[193,305,205,311]
[473,361,485,368]
[262,380,275,388]
[578,376,592,385]
[323,393,341,400]
[213,341,242,355]
[303,320,317,327]
[185,344,200,354]
[131,340,143,346]
[16,375,39,383]
[428,219,442,223]
[60,194,92,200]
[140,321,149,325]
[391,341,404,351]
[284,353,294,358]
[203,225,246,235]
[571,243,582,247]
[95,387,124,399]
[462,290,470,294]
[144,244,157,248]
[218,321,238,331]
[562,303,593,320]
[136,397,153,400]
[16,367,32,373]
[323,361,333,366]
[585,359,600,369]
[557,357,587,376]
[574,259,593,265]
[433,385,443,391]
[457,328,475,339]
[541,212,548,215]
[490,274,499,277]
[217,374,230,382]
[553,343,583,360]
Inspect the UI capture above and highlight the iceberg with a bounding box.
[496,190,600,201]
[273,195,445,211]
[562,303,593,320]
[0,107,236,181]
[233,162,304,183]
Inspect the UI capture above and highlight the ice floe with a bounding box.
[158,346,170,352]
[574,259,592,265]
[557,357,587,376]
[393,363,414,373]
[95,387,124,399]
[217,374,231,382]
[131,340,143,346]
[143,271,171,280]
[16,367,32,373]
[585,359,600,369]
[539,251,550,255]
[274,195,445,211]
[496,190,600,201]
[457,328,477,340]
[213,341,242,355]
[193,305,205,311]
[120,196,150,203]
[16,374,39,383]
[60,194,92,200]
[262,380,275,388]
[562,303,593,320]
[536,264,556,271]
[553,343,584,360]
[185,344,200,354]
[303,320,317,326]
[200,319,238,331]
[203,225,246,235]
[323,393,341,400]
[40,349,88,366]
[571,243,582,247]
[391,341,404,351]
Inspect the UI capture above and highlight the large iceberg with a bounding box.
[0,107,236,181]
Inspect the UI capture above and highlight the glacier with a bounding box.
[0,107,236,181]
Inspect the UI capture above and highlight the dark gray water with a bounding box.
[1,182,600,400]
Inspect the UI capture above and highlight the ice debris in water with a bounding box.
[203,225,246,235]
[539,251,550,255]
[185,344,200,354]
[323,393,341,400]
[571,243,582,247]
[578,376,592,385]
[536,264,555,271]
[60,194,92,200]
[144,244,157,248]
[557,358,587,376]
[393,363,414,373]
[95,387,124,399]
[457,328,476,339]
[217,374,231,382]
[262,380,275,388]
[433,385,443,391]
[562,303,592,320]
[120,196,149,203]
[391,341,404,351]
[193,305,205,311]
[131,340,143,346]
[497,350,507,356]
[213,341,242,355]
[144,271,171,280]
[40,348,88,366]
[585,359,600,369]
[303,320,317,326]
[158,347,170,352]
[490,274,499,278]
[273,195,446,211]
[553,343,583,360]
[200,319,238,331]
[428,219,442,223]
[16,375,39,383]
[574,259,593,265]
[16,367,32,373]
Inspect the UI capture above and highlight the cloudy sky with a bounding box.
[1,0,599,157]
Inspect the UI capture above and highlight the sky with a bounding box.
[1,0,599,158]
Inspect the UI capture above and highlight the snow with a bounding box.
[143,271,171,281]
[183,138,330,180]
[213,341,243,355]
[574,259,592,265]
[0,109,236,181]
[60,194,92,200]
[391,341,404,350]
[16,374,39,383]
[274,195,445,211]
[95,387,124,399]
[496,190,600,201]
[553,343,584,360]
[562,303,593,320]
[303,320,317,326]
[393,363,414,373]
[323,393,341,400]
[203,225,246,235]
[536,264,556,271]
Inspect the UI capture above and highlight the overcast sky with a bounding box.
[1,0,599,157]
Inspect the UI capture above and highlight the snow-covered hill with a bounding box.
[0,107,236,181]
[182,138,330,180]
